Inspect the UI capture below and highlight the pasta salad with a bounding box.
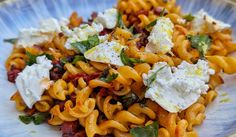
[5,0,236,137]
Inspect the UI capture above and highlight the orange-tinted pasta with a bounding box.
[6,0,236,137]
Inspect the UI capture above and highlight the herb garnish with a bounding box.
[187,35,211,58]
[183,14,195,22]
[146,65,167,87]
[100,68,118,83]
[26,51,53,66]
[145,8,166,29]
[117,12,128,30]
[72,55,87,64]
[120,93,139,109]
[4,38,18,44]
[100,73,118,83]
[19,113,50,125]
[71,34,100,54]
[130,121,158,137]
[120,49,145,67]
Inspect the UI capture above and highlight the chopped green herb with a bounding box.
[121,93,139,109]
[19,115,33,124]
[100,67,110,78]
[60,57,68,64]
[71,34,99,54]
[145,19,158,29]
[145,8,166,29]
[130,121,158,137]
[187,35,211,58]
[33,113,50,125]
[100,73,118,83]
[72,55,87,64]
[128,25,135,33]
[120,49,145,67]
[146,65,167,86]
[183,14,195,22]
[4,38,18,44]
[117,12,127,29]
[159,8,166,17]
[26,51,53,66]
[19,113,49,125]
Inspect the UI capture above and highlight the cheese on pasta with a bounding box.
[143,60,215,113]
[192,9,231,33]
[145,17,174,54]
[17,18,61,48]
[84,41,126,66]
[15,56,53,108]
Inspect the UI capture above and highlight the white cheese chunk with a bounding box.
[192,9,231,34]
[17,18,62,48]
[84,41,126,66]
[95,8,118,29]
[62,22,104,50]
[15,56,53,108]
[145,17,174,54]
[143,60,215,113]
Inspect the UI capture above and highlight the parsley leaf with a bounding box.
[19,115,33,124]
[4,38,18,44]
[130,121,158,137]
[187,35,211,58]
[146,65,167,86]
[26,51,53,66]
[100,69,118,83]
[183,14,195,22]
[71,34,99,54]
[33,113,50,125]
[120,49,145,67]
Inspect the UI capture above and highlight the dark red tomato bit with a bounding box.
[7,68,21,83]
[24,107,36,116]
[153,7,168,16]
[61,121,79,136]
[99,28,112,36]
[136,10,149,16]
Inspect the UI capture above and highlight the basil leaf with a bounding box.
[120,49,145,67]
[183,14,195,22]
[87,34,100,46]
[120,93,139,109]
[130,121,158,137]
[72,55,87,64]
[100,73,118,83]
[4,38,18,44]
[187,35,211,58]
[72,42,88,53]
[71,34,99,54]
[26,51,53,66]
[19,115,33,124]
[146,65,167,86]
[33,113,50,125]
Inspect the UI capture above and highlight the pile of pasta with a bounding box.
[6,0,236,137]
